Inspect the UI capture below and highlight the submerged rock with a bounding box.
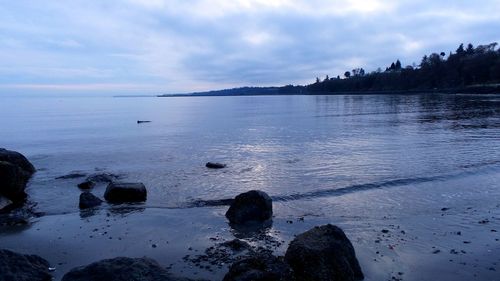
[284,224,364,281]
[225,190,273,224]
[77,181,95,190]
[79,192,103,209]
[0,249,52,281]
[86,173,121,183]
[223,253,294,281]
[56,173,87,180]
[206,162,226,169]
[0,148,36,177]
[62,257,194,281]
[104,182,147,203]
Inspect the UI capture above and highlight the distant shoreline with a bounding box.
[157,85,500,98]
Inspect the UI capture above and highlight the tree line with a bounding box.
[307,42,500,93]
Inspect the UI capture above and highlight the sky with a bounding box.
[0,0,499,95]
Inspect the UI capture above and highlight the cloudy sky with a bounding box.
[0,0,499,95]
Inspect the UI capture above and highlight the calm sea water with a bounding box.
[0,94,499,214]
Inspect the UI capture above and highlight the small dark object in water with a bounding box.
[104,182,147,203]
[206,162,226,169]
[441,207,450,211]
[137,120,151,124]
[79,192,102,209]
[77,181,95,190]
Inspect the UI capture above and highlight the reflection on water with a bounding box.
[0,94,498,215]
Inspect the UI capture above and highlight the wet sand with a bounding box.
[1,167,499,281]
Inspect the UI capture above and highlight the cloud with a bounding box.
[0,0,499,94]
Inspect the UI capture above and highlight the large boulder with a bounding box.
[79,192,103,209]
[0,161,29,202]
[225,190,272,224]
[0,149,35,204]
[0,148,36,177]
[62,257,193,281]
[223,253,294,281]
[104,182,147,203]
[284,224,364,281]
[0,249,52,281]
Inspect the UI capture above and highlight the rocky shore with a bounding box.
[1,148,499,281]
[0,149,365,281]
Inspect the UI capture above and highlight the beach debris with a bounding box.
[223,252,294,281]
[0,249,52,281]
[206,162,227,169]
[136,120,151,124]
[79,192,103,209]
[226,190,272,225]
[104,182,147,203]
[285,224,364,281]
[61,257,193,281]
[221,239,252,252]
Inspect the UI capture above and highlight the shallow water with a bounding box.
[1,94,499,213]
[0,93,499,280]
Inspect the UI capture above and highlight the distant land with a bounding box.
[159,42,500,97]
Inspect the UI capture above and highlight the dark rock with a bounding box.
[0,161,28,202]
[56,173,87,180]
[0,148,36,176]
[0,149,35,204]
[78,181,95,190]
[62,257,195,281]
[86,173,121,183]
[284,224,364,281]
[137,120,152,124]
[206,162,226,169]
[223,253,294,281]
[79,192,103,209]
[226,190,272,224]
[104,182,147,203]
[0,249,52,281]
